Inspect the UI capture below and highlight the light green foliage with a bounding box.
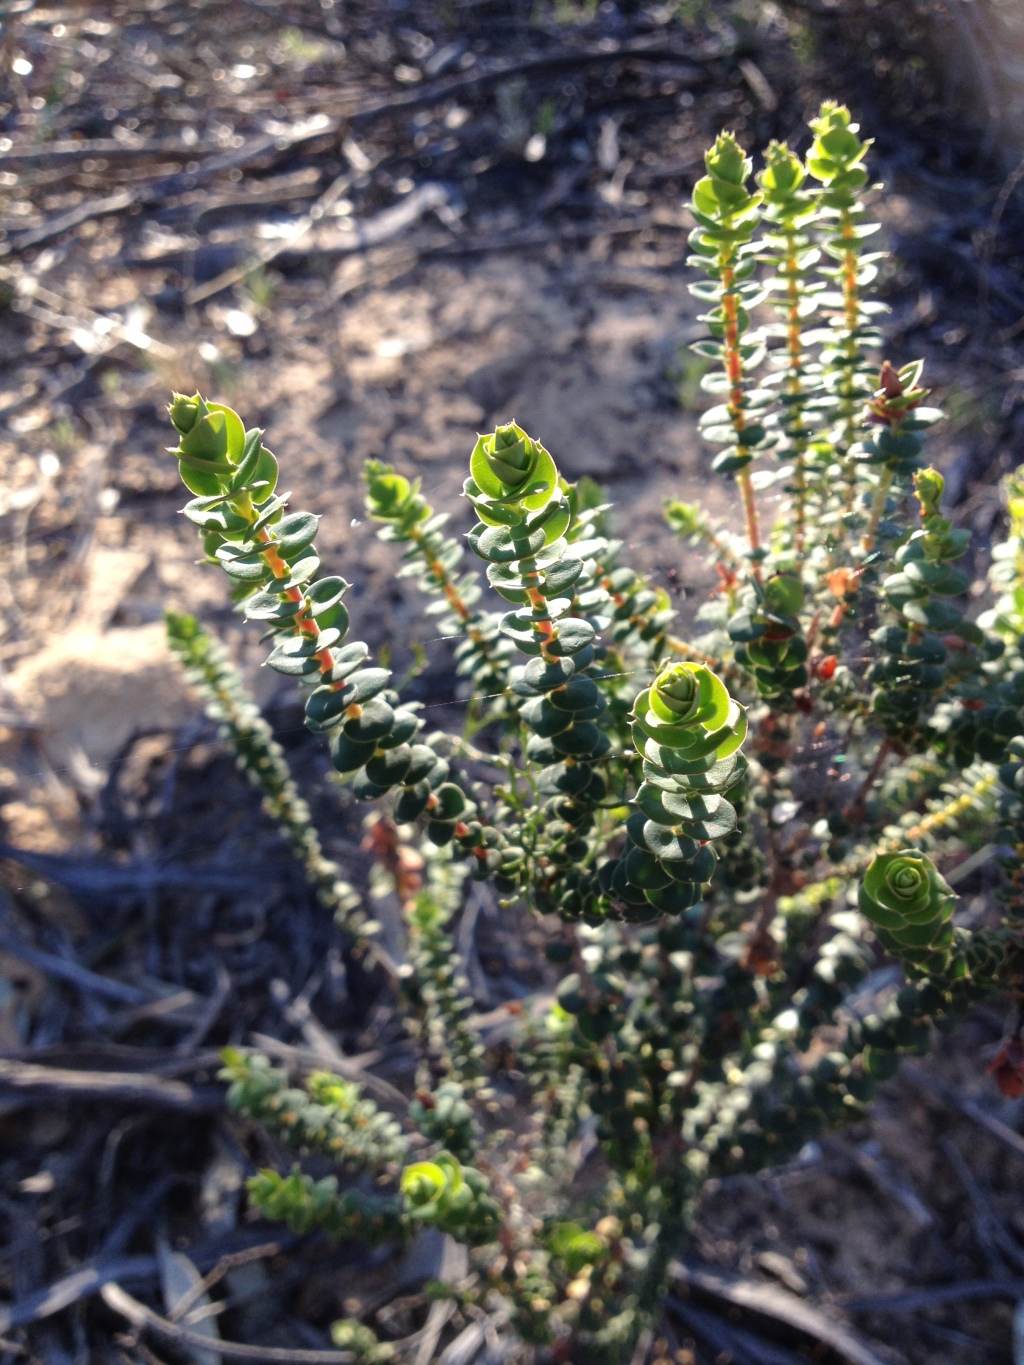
[400,1152,501,1245]
[330,1320,396,1363]
[247,1167,405,1243]
[363,460,513,723]
[859,849,957,961]
[221,1051,408,1170]
[144,100,1024,1363]
[687,132,771,484]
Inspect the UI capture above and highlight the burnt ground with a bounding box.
[2,2,1024,1362]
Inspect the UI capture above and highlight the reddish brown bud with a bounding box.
[742,929,781,977]
[878,360,903,398]
[988,1038,1024,1099]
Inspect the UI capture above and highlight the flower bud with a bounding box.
[759,141,804,199]
[913,467,945,521]
[656,664,698,714]
[704,130,750,188]
[166,394,250,498]
[168,392,201,434]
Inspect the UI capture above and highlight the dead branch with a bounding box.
[101,1281,355,1362]
[0,1058,222,1110]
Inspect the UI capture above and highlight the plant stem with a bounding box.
[842,737,893,825]
[784,242,808,560]
[861,465,895,556]
[736,466,762,570]
[721,262,763,577]
[838,218,863,508]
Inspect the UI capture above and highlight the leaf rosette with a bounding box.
[167,391,278,499]
[400,1152,499,1244]
[859,851,956,955]
[603,664,747,920]
[633,663,746,764]
[401,1155,460,1219]
[464,422,568,540]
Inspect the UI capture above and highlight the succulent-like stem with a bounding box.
[860,465,894,556]
[145,100,1024,1365]
[758,139,825,565]
[805,103,881,517]
[687,132,770,575]
[363,460,514,721]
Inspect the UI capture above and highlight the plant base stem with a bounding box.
[736,467,762,577]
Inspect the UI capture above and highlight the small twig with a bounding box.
[167,1243,283,1325]
[0,1255,157,1332]
[185,169,355,304]
[0,930,147,1006]
[900,1066,1024,1162]
[666,1299,800,1365]
[0,1058,222,1111]
[940,1137,1024,1274]
[176,964,232,1056]
[11,277,176,359]
[0,840,273,895]
[101,1282,355,1363]
[346,41,704,129]
[668,1262,890,1365]
[1,118,340,256]
[0,1043,225,1077]
[860,466,895,556]
[0,137,223,168]
[842,738,893,826]
[0,842,270,896]
[105,991,202,1037]
[841,1279,1024,1314]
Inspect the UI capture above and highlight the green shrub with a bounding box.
[158,101,1024,1361]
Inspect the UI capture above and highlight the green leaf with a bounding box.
[306,576,350,615]
[547,676,601,713]
[551,723,608,759]
[275,511,320,557]
[640,821,699,862]
[431,783,467,820]
[540,557,584,596]
[267,648,322,676]
[512,656,575,696]
[548,619,596,657]
[245,593,302,622]
[335,667,392,706]
[331,731,378,774]
[470,524,546,564]
[644,880,702,915]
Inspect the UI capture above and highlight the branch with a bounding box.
[0,1058,222,1111]
[100,1282,355,1363]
